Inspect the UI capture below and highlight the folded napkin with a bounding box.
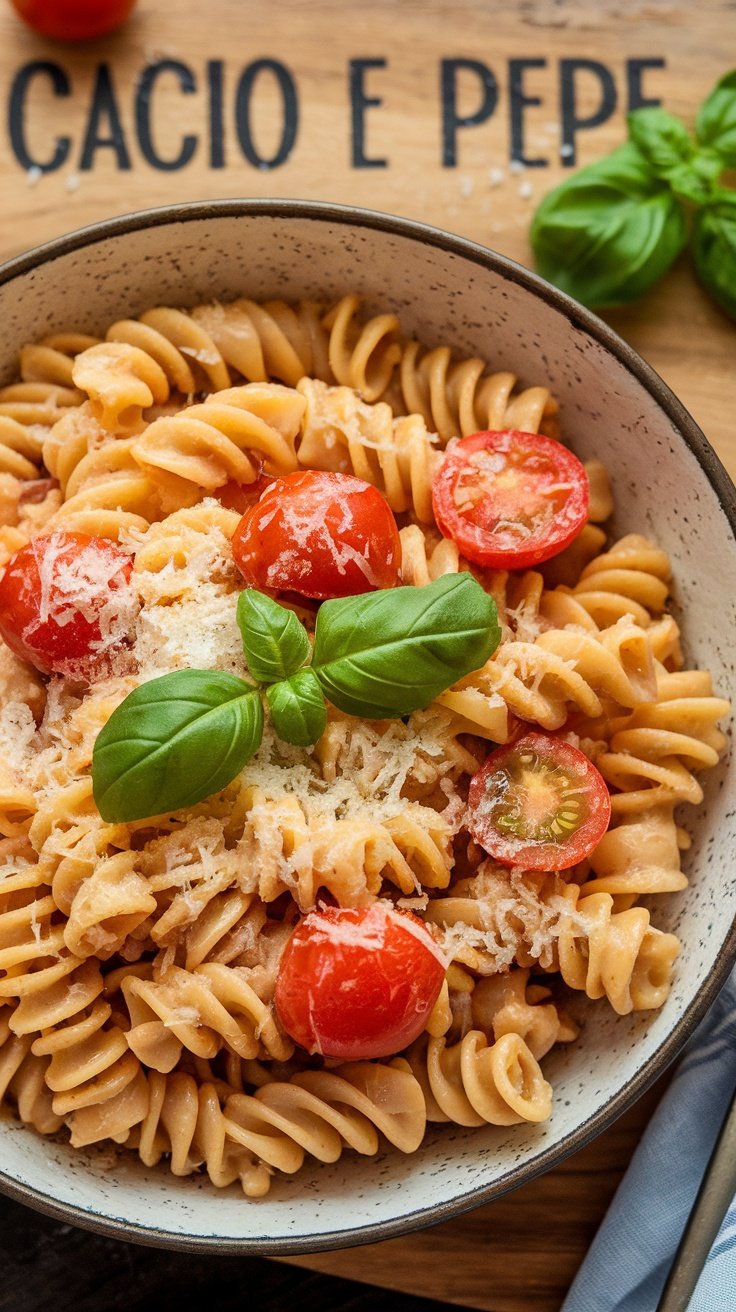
[562,968,736,1312]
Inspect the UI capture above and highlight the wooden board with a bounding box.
[0,3,734,1309]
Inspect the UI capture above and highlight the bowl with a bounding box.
[0,199,734,1254]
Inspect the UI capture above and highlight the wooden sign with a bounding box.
[0,2,734,1309]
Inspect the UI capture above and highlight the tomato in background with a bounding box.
[274,901,447,1060]
[467,731,611,871]
[0,531,136,678]
[9,0,137,41]
[231,470,402,600]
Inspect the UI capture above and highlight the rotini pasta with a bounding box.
[0,293,728,1203]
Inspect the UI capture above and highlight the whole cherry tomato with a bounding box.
[0,530,136,678]
[275,901,447,1060]
[9,0,137,40]
[231,470,402,600]
[432,430,589,570]
[467,731,611,871]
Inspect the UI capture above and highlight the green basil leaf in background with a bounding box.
[530,142,688,308]
[266,669,328,746]
[627,107,695,176]
[92,669,264,822]
[696,69,736,167]
[660,155,726,205]
[236,588,310,684]
[692,195,736,321]
[311,573,500,719]
[627,106,724,203]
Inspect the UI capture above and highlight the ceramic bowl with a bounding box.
[0,200,734,1254]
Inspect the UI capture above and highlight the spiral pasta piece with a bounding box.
[563,534,671,628]
[131,383,305,494]
[582,805,688,900]
[192,297,331,387]
[0,416,45,479]
[126,1070,271,1195]
[451,616,658,739]
[46,431,170,538]
[582,666,730,816]
[223,1059,427,1176]
[108,306,231,393]
[1,933,146,1146]
[405,1030,552,1126]
[0,1007,63,1134]
[0,861,66,980]
[399,524,464,586]
[297,377,440,521]
[398,339,557,444]
[235,785,432,908]
[0,336,92,465]
[122,961,293,1074]
[556,885,680,1015]
[322,294,401,402]
[72,310,232,433]
[468,969,572,1061]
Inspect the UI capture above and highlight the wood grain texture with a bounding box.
[0,3,733,1310]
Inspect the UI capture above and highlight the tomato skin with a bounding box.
[231,470,402,600]
[274,902,447,1060]
[432,430,589,570]
[467,732,611,871]
[10,0,136,41]
[0,531,135,678]
[214,474,274,516]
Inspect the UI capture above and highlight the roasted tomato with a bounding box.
[10,0,137,40]
[467,731,611,871]
[231,470,402,599]
[432,430,589,569]
[0,530,136,678]
[274,901,447,1060]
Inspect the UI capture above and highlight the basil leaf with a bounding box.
[626,107,722,203]
[237,588,310,684]
[267,669,328,746]
[696,69,736,167]
[627,107,695,176]
[92,669,264,822]
[311,573,500,719]
[692,195,736,321]
[531,142,687,308]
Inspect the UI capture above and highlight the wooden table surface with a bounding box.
[0,3,734,1309]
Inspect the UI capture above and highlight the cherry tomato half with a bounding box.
[467,732,611,871]
[432,430,589,570]
[274,901,447,1060]
[231,470,402,599]
[0,530,136,678]
[10,0,137,41]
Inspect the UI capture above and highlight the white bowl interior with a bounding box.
[0,206,733,1250]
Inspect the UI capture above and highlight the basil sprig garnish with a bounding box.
[311,573,500,718]
[93,670,264,823]
[92,575,500,822]
[530,68,736,319]
[267,669,328,747]
[237,588,310,683]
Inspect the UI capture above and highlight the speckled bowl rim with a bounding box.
[0,198,734,1256]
